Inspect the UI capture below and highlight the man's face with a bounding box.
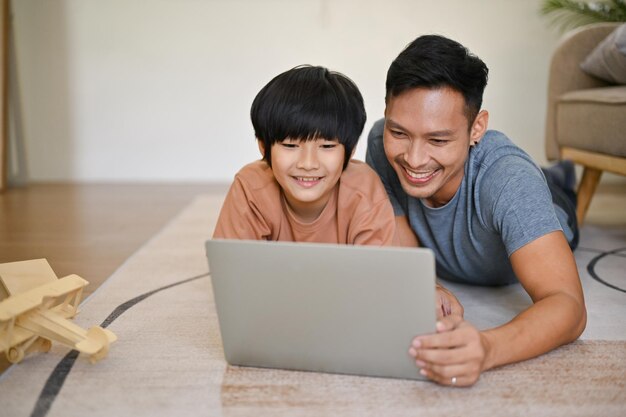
[268,138,345,222]
[383,87,484,208]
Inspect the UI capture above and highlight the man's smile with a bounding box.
[401,165,440,185]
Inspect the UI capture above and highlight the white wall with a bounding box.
[12,0,564,182]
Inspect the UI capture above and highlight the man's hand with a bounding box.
[436,284,464,319]
[408,315,490,387]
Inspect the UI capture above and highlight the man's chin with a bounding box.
[392,170,428,197]
[399,181,433,200]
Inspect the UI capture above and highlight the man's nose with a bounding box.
[404,139,428,168]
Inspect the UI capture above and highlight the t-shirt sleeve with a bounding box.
[339,161,397,246]
[349,196,396,246]
[365,119,407,216]
[212,175,272,240]
[478,155,563,256]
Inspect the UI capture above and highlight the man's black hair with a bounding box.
[251,65,366,169]
[386,35,489,126]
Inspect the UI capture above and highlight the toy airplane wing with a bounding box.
[0,274,116,364]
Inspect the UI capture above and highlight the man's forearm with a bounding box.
[481,292,586,371]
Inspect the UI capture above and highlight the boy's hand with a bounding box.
[436,284,464,319]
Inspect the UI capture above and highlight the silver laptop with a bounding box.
[205,239,436,380]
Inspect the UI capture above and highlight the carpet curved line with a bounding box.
[587,247,626,294]
[29,272,210,417]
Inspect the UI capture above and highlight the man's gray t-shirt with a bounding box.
[366,119,575,286]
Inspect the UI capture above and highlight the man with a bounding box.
[366,35,586,387]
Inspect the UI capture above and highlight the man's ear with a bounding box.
[470,110,489,144]
[257,139,265,157]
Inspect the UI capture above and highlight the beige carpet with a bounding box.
[0,195,624,417]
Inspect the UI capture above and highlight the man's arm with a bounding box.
[409,230,586,386]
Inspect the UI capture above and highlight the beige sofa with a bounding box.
[545,22,626,225]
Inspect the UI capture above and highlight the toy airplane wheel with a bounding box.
[86,326,111,364]
[37,338,52,353]
[6,346,25,364]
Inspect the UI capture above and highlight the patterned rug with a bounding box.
[1,195,624,417]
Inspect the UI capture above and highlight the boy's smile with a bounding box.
[293,176,322,188]
[268,138,345,222]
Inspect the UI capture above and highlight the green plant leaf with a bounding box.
[540,0,626,32]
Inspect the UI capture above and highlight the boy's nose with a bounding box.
[297,146,320,170]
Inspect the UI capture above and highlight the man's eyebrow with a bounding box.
[428,129,455,137]
[386,119,456,137]
[385,119,405,130]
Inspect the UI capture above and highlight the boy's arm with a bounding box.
[349,197,396,246]
[394,215,419,247]
[409,230,586,386]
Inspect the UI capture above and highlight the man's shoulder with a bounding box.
[367,119,385,149]
[370,118,385,138]
[472,130,538,174]
[476,130,529,160]
[470,131,546,212]
[477,130,516,156]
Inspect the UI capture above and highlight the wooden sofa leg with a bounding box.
[576,167,602,225]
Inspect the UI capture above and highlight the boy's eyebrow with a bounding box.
[303,136,340,142]
[280,137,339,143]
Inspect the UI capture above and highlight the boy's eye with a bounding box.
[320,143,337,149]
[280,142,298,148]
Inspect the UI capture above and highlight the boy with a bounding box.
[214,64,458,319]
[213,65,396,245]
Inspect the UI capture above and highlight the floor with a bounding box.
[0,181,624,374]
[2,190,624,417]
[2,182,623,294]
[0,183,227,299]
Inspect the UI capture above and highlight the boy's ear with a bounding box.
[470,110,489,144]
[257,139,265,157]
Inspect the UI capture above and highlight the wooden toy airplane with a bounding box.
[0,259,116,364]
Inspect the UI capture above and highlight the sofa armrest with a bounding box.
[545,22,621,160]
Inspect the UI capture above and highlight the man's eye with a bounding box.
[430,139,448,145]
[390,130,406,138]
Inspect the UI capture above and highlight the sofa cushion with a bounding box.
[559,85,626,104]
[580,23,626,84]
[556,86,626,157]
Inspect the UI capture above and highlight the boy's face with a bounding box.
[383,87,487,208]
[265,138,345,222]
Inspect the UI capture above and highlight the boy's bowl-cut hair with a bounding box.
[251,65,366,169]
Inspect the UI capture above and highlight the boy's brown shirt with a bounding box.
[213,159,396,245]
